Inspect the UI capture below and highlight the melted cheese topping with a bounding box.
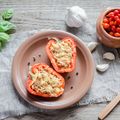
[50,41,72,68]
[29,68,63,96]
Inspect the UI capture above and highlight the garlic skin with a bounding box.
[87,42,98,52]
[65,6,87,28]
[103,52,115,60]
[96,64,109,72]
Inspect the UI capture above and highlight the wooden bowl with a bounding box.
[12,30,94,109]
[96,8,120,48]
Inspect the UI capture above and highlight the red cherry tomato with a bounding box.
[111,25,116,32]
[103,23,110,29]
[103,18,109,23]
[114,10,119,15]
[114,16,119,20]
[109,32,114,36]
[116,19,120,24]
[107,12,114,18]
[108,17,112,21]
[118,14,120,18]
[109,21,114,26]
[114,32,120,37]
[116,27,120,33]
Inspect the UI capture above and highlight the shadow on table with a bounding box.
[15,105,82,120]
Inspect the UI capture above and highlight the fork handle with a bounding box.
[98,95,120,120]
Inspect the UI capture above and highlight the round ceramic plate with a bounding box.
[12,30,94,109]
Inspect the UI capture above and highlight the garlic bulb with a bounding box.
[96,64,109,72]
[103,52,115,60]
[87,42,98,52]
[65,6,87,28]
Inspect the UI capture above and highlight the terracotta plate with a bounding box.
[12,30,94,109]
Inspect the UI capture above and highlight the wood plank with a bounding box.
[4,104,120,120]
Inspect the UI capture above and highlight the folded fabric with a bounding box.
[0,30,120,119]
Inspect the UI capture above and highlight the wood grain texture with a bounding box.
[4,104,120,120]
[0,0,120,120]
[98,95,120,120]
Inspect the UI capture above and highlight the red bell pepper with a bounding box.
[26,63,65,97]
[46,37,76,73]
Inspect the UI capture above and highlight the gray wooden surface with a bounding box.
[1,0,120,120]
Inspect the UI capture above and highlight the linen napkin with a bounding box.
[0,30,120,119]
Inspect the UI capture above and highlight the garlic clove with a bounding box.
[87,42,98,52]
[96,64,109,72]
[103,52,115,60]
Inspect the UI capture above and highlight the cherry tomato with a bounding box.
[111,25,116,32]
[109,32,114,36]
[114,32,120,37]
[103,23,110,29]
[116,27,120,33]
[114,16,119,20]
[103,18,109,23]
[114,10,119,15]
[118,14,120,18]
[107,12,114,18]
[109,21,114,26]
[116,19,120,24]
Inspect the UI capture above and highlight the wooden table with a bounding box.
[1,0,120,120]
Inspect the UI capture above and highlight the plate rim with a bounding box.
[12,30,95,109]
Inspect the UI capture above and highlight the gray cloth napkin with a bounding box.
[0,29,120,119]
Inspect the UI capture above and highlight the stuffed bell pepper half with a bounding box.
[26,63,65,97]
[46,37,76,73]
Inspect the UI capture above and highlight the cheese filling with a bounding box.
[29,68,63,96]
[50,40,73,68]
